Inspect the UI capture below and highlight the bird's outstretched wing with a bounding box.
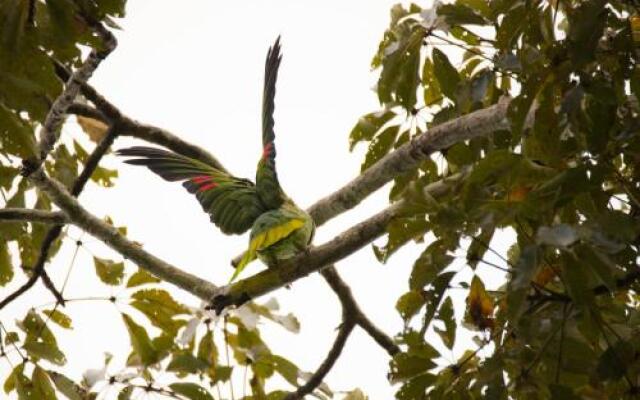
[117,146,267,235]
[256,36,286,209]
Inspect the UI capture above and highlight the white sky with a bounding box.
[2,1,512,398]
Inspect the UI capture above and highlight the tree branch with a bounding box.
[54,62,228,173]
[285,319,356,400]
[28,168,219,300]
[0,208,68,224]
[306,97,510,226]
[321,267,400,355]
[22,22,117,175]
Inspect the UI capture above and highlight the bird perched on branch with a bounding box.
[117,37,314,281]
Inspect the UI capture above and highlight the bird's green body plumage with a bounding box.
[117,37,314,281]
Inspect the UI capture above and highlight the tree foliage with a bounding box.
[1,0,640,399]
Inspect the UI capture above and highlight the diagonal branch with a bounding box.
[53,62,228,173]
[210,170,468,313]
[306,97,510,226]
[28,168,218,300]
[321,267,400,355]
[0,208,68,224]
[284,318,356,400]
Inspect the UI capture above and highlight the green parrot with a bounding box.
[116,37,314,281]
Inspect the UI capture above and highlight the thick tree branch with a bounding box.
[284,318,356,400]
[211,170,467,313]
[307,97,510,226]
[54,62,228,173]
[0,208,68,224]
[28,168,218,300]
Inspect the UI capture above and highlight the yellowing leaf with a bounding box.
[43,309,73,329]
[631,15,640,43]
[466,276,494,331]
[76,115,109,142]
[533,265,557,287]
[506,185,531,202]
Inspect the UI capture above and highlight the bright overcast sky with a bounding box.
[3,1,511,398]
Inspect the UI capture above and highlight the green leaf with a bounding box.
[4,364,23,394]
[49,371,84,400]
[211,366,233,384]
[117,386,133,400]
[121,313,158,366]
[23,341,67,365]
[32,367,56,400]
[435,297,456,349]
[495,4,525,48]
[361,125,400,172]
[422,59,442,106]
[0,97,37,159]
[396,291,425,321]
[130,288,189,334]
[19,309,57,345]
[438,3,487,25]
[466,227,495,269]
[270,355,302,388]
[373,215,429,263]
[410,240,454,290]
[0,164,19,190]
[43,309,73,329]
[575,245,616,292]
[167,352,210,374]
[0,240,13,286]
[507,245,539,321]
[168,383,214,400]
[389,352,437,384]
[348,110,396,151]
[378,29,424,109]
[93,256,124,285]
[596,340,635,381]
[4,331,19,345]
[422,271,456,330]
[197,329,218,367]
[395,373,436,400]
[125,269,161,287]
[432,48,460,100]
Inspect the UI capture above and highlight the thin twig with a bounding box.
[284,319,356,400]
[321,267,400,355]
